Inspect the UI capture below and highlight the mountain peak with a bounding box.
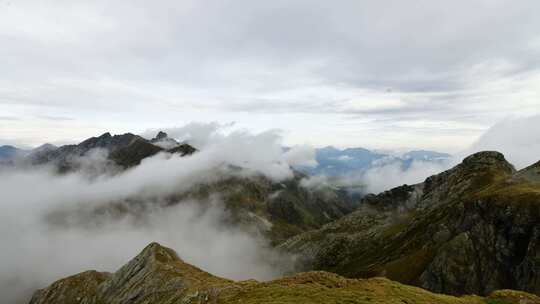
[155,131,168,140]
[99,132,112,139]
[461,151,515,173]
[136,242,182,264]
[34,143,57,152]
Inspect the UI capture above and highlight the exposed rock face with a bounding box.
[89,243,231,304]
[154,131,168,141]
[30,243,231,304]
[167,144,197,156]
[29,243,540,304]
[281,151,540,296]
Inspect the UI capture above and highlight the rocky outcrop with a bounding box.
[167,144,197,156]
[281,151,540,296]
[29,243,540,304]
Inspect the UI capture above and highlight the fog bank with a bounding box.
[0,126,311,303]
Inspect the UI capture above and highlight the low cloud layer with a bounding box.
[0,126,311,303]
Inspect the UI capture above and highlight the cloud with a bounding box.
[283,145,317,167]
[1,1,539,150]
[0,116,20,121]
[141,122,235,149]
[360,160,454,194]
[357,115,540,193]
[336,155,353,161]
[300,175,329,191]
[0,124,306,303]
[35,115,74,121]
[67,148,121,178]
[467,115,540,169]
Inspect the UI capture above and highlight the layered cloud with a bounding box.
[1,1,539,149]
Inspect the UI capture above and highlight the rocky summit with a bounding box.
[281,151,540,296]
[29,242,540,304]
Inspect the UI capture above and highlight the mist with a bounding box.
[361,159,454,194]
[467,115,540,169]
[0,125,313,303]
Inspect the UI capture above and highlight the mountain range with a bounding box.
[2,132,540,303]
[302,146,451,177]
[0,132,196,172]
[2,140,450,179]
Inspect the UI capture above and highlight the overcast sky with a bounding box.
[1,0,539,152]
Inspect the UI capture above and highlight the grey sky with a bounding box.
[1,0,539,151]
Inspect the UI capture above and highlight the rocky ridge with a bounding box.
[27,131,196,171]
[30,243,540,304]
[281,151,540,296]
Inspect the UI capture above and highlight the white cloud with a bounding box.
[361,160,454,194]
[336,155,353,161]
[300,175,329,191]
[1,1,540,150]
[283,145,317,167]
[467,115,540,169]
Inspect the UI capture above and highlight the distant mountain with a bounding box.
[27,131,196,172]
[30,242,540,304]
[300,146,450,177]
[25,143,58,163]
[0,145,28,166]
[0,144,28,159]
[0,145,20,158]
[281,151,540,296]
